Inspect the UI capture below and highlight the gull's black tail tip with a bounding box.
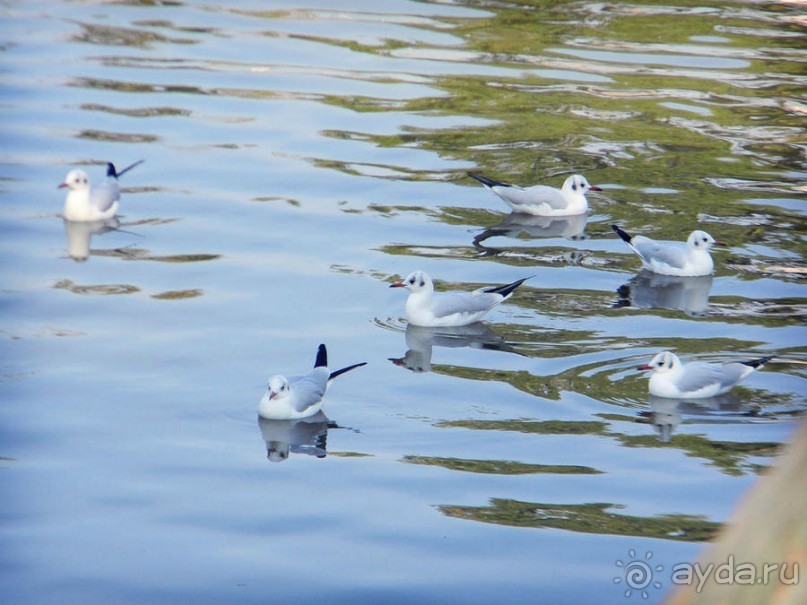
[611,224,632,244]
[114,159,145,179]
[740,355,775,369]
[329,361,368,381]
[467,172,508,189]
[485,275,533,298]
[315,344,328,368]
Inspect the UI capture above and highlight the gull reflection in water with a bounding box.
[258,411,332,462]
[63,217,119,261]
[473,212,588,251]
[615,270,714,316]
[389,322,518,373]
[640,394,759,443]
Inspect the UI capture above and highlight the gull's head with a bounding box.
[562,174,601,195]
[267,442,290,462]
[266,375,290,401]
[638,351,681,374]
[59,170,90,191]
[687,230,721,250]
[389,270,433,293]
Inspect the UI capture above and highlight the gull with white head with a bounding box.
[612,224,722,277]
[390,270,531,328]
[59,160,144,222]
[468,172,601,216]
[259,344,366,420]
[638,351,774,399]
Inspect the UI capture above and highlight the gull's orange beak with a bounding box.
[637,364,653,371]
[389,282,405,288]
[589,185,602,192]
[58,182,68,189]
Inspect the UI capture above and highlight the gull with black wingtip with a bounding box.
[612,224,722,277]
[468,172,601,216]
[60,160,144,222]
[638,351,774,399]
[259,344,366,420]
[390,270,531,328]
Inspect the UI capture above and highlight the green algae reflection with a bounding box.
[439,499,720,542]
[437,418,781,477]
[404,455,602,475]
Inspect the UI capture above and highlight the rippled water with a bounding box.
[1,1,806,604]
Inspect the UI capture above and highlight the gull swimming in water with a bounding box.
[259,344,366,420]
[638,351,774,399]
[390,270,531,327]
[60,160,144,222]
[468,172,601,216]
[612,224,722,276]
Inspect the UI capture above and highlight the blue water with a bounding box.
[1,2,805,604]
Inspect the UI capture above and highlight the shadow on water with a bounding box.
[639,393,766,444]
[388,322,522,373]
[63,217,121,261]
[614,271,714,317]
[473,212,589,253]
[258,412,331,462]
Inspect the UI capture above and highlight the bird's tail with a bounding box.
[467,173,510,189]
[740,355,775,369]
[314,344,328,368]
[329,362,367,381]
[611,224,633,244]
[484,276,533,298]
[109,159,146,179]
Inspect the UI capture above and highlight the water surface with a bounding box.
[1,1,806,604]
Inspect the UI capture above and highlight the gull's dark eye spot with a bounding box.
[571,183,577,191]
[408,277,415,285]
[419,280,425,287]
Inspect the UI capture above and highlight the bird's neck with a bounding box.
[561,191,587,212]
[688,248,714,271]
[405,289,432,314]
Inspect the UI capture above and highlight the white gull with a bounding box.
[612,224,721,276]
[390,270,530,327]
[638,351,774,399]
[60,160,144,222]
[468,172,600,216]
[259,344,366,420]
